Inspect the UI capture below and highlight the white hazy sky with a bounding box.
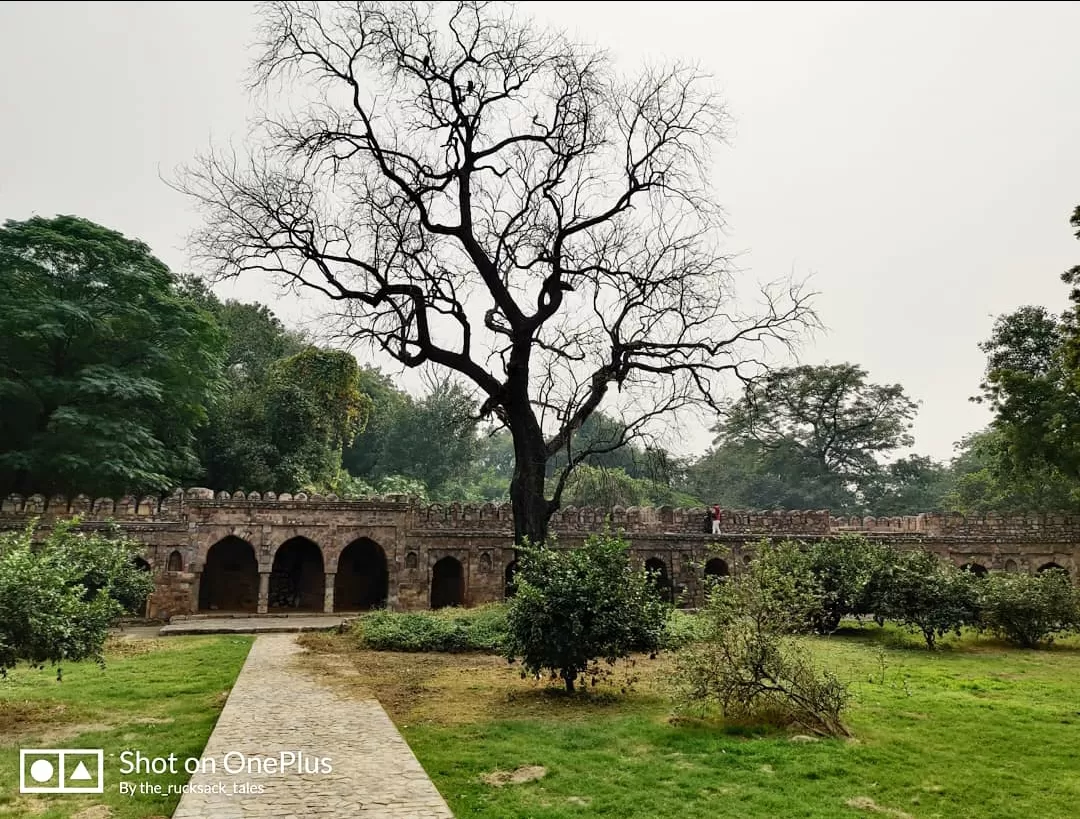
[1,1,1078,462]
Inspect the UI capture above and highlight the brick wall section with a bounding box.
[2,488,1078,618]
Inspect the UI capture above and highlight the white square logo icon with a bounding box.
[20,749,104,794]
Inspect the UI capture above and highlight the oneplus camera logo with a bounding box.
[20,749,104,794]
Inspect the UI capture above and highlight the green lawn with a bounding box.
[303,626,1080,819]
[0,634,252,819]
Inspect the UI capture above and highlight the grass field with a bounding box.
[0,634,252,819]
[301,625,1080,819]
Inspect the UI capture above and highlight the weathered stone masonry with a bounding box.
[1,488,1077,620]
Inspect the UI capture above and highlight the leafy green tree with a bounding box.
[969,206,1080,509]
[685,437,855,512]
[979,569,1079,648]
[187,293,309,491]
[754,536,886,633]
[944,429,1079,513]
[0,519,155,675]
[862,455,953,515]
[878,550,980,649]
[342,367,410,480]
[686,363,923,514]
[267,347,371,490]
[504,533,668,693]
[372,380,479,491]
[0,216,223,496]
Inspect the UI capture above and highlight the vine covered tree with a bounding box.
[183,1,813,545]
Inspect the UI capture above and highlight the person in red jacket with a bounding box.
[711,504,723,534]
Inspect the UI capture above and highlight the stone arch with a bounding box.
[504,560,518,599]
[1038,562,1068,576]
[742,554,753,566]
[431,556,464,609]
[199,537,259,612]
[1004,559,1018,572]
[167,550,183,572]
[270,537,325,611]
[335,538,389,611]
[704,557,729,579]
[479,552,493,573]
[405,551,419,570]
[133,556,151,573]
[960,562,988,578]
[645,557,673,603]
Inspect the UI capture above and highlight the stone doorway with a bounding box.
[431,556,464,609]
[199,537,259,612]
[335,539,389,611]
[270,538,325,611]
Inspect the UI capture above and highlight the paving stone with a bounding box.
[172,635,453,818]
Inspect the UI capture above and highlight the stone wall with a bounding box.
[2,488,1079,619]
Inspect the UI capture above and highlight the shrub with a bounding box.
[877,550,980,649]
[353,605,508,652]
[504,532,669,692]
[740,536,896,634]
[676,552,850,737]
[0,519,155,675]
[980,569,1079,648]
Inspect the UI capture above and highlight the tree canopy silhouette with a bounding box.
[182,1,814,544]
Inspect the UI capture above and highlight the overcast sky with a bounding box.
[2,1,1078,462]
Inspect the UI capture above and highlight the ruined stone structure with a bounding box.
[1,488,1076,620]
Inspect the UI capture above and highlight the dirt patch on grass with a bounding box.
[104,636,167,656]
[0,796,47,816]
[482,765,547,786]
[71,807,112,819]
[0,701,105,744]
[297,633,672,726]
[846,797,915,818]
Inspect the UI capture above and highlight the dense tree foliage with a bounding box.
[963,204,1080,511]
[0,216,223,497]
[685,364,931,514]
[0,519,155,675]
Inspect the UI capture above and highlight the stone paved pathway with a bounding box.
[160,616,351,636]
[172,635,453,818]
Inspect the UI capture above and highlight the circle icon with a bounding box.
[29,759,54,783]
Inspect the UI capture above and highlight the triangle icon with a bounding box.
[70,761,92,781]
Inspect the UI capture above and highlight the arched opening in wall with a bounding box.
[504,561,518,599]
[125,556,153,616]
[742,554,753,566]
[1005,559,1019,573]
[335,539,388,612]
[167,550,183,572]
[270,538,325,611]
[431,556,464,609]
[645,557,673,603]
[1038,562,1068,576]
[199,537,258,612]
[960,563,988,578]
[704,558,729,580]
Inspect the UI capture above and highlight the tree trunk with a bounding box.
[564,669,577,693]
[508,405,551,547]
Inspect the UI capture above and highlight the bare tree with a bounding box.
[181,1,815,545]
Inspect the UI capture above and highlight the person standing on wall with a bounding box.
[712,504,723,535]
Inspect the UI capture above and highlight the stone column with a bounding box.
[190,572,202,616]
[258,571,270,614]
[324,573,336,614]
